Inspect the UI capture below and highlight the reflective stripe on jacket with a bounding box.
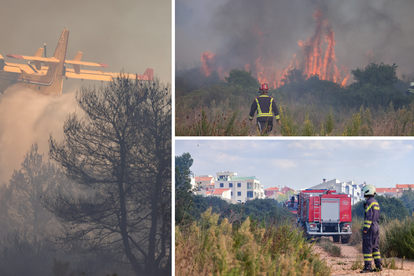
[363,197,380,232]
[249,95,280,121]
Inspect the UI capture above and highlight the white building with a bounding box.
[189,173,196,190]
[309,178,363,205]
[194,175,215,190]
[214,171,265,203]
[210,188,232,200]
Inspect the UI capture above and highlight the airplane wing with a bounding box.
[2,64,22,73]
[64,68,153,81]
[6,54,58,63]
[65,60,108,68]
[1,54,34,73]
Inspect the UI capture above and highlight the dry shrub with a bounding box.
[175,208,331,275]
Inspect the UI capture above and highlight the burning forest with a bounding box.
[200,8,350,89]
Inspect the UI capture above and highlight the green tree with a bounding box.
[175,152,194,224]
[46,77,171,276]
[351,63,398,87]
[352,196,409,221]
[400,187,414,214]
[225,69,259,88]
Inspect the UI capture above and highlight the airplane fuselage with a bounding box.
[0,63,62,95]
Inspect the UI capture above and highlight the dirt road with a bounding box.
[313,241,414,275]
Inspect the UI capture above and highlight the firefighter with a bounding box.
[361,185,382,273]
[405,82,414,95]
[249,83,280,134]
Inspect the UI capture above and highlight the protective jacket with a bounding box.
[406,87,414,95]
[363,196,381,270]
[249,95,280,122]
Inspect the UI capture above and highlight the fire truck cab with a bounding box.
[297,189,352,243]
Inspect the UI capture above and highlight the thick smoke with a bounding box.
[176,0,414,80]
[0,86,80,184]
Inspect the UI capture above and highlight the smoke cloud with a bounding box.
[0,85,80,184]
[176,0,414,82]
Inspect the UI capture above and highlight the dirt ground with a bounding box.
[313,240,414,276]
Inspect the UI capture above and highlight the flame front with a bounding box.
[199,8,350,88]
[200,51,216,77]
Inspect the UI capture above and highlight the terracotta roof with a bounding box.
[205,191,213,195]
[265,187,279,191]
[395,184,414,189]
[376,188,400,193]
[212,188,230,195]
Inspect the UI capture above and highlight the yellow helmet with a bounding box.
[362,184,376,196]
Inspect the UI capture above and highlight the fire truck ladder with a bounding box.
[314,196,321,222]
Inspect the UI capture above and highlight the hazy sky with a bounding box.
[0,0,171,92]
[0,0,170,183]
[175,139,414,190]
[176,0,414,79]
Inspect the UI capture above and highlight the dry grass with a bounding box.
[175,208,331,275]
[176,97,414,136]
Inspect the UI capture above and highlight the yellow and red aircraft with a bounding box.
[0,29,153,95]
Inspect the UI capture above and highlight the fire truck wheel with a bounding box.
[341,237,349,244]
[332,236,340,243]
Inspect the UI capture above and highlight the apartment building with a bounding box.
[194,175,215,190]
[265,187,279,197]
[214,171,264,203]
[309,178,363,205]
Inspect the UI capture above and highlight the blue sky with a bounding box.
[175,139,414,190]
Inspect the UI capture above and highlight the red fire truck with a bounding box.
[296,189,352,243]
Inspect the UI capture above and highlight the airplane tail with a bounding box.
[44,29,69,95]
[143,68,153,81]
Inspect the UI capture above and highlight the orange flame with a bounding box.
[199,8,350,88]
[200,51,216,76]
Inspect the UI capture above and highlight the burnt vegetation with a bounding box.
[176,63,414,136]
[0,76,171,276]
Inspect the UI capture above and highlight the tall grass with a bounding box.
[176,96,414,136]
[380,216,414,259]
[176,208,331,276]
[318,238,342,257]
[349,218,363,246]
[350,215,414,260]
[176,110,250,136]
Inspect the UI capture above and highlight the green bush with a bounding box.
[382,217,414,259]
[175,208,331,276]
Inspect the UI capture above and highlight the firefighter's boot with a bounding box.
[360,262,372,273]
[360,268,372,273]
[373,260,382,272]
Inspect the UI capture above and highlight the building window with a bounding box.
[247,191,253,198]
[229,183,233,187]
[220,183,223,188]
[237,191,241,196]
[247,182,253,189]
[237,183,241,188]
[231,192,233,196]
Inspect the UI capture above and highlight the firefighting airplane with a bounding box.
[0,29,153,95]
